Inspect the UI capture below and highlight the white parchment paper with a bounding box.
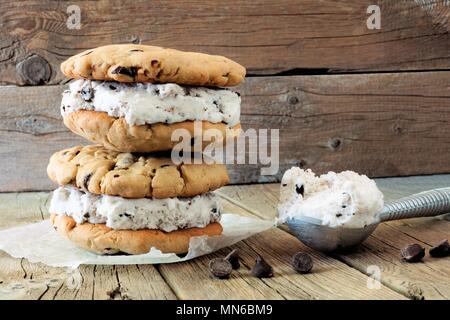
[0,213,275,268]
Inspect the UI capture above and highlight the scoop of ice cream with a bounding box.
[50,186,221,232]
[278,168,384,228]
[61,79,241,126]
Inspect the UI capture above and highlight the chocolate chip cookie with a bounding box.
[47,145,229,198]
[61,44,246,86]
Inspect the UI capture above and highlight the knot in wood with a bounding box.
[16,54,51,85]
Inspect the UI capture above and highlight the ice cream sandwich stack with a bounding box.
[47,44,245,255]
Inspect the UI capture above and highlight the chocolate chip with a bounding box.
[83,173,93,190]
[160,164,170,168]
[251,256,273,278]
[292,252,313,274]
[295,184,304,196]
[112,66,137,78]
[74,150,80,155]
[209,258,232,279]
[224,249,240,270]
[113,174,119,178]
[129,49,144,52]
[83,213,89,218]
[211,207,217,214]
[401,243,425,263]
[282,183,287,187]
[123,213,131,218]
[80,82,94,101]
[336,213,342,217]
[429,239,450,258]
[109,84,117,90]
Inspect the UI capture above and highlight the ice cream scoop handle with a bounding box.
[379,188,450,222]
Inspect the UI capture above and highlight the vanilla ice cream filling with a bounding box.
[278,168,384,228]
[50,186,222,232]
[61,79,241,126]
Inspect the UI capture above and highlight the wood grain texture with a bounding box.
[1,0,450,85]
[1,71,450,191]
[0,190,404,300]
[217,175,450,299]
[159,199,404,299]
[0,193,176,300]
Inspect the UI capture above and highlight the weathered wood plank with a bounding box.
[0,190,404,299]
[217,176,450,299]
[0,192,177,300]
[158,199,404,299]
[2,71,450,191]
[1,0,450,85]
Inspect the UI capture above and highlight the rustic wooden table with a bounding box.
[0,174,449,300]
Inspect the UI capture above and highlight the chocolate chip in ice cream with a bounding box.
[401,243,425,263]
[209,258,232,279]
[295,184,304,196]
[251,256,273,278]
[80,82,94,101]
[429,239,450,258]
[224,249,240,270]
[292,252,313,274]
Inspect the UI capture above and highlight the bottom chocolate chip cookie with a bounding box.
[63,110,241,153]
[51,214,223,255]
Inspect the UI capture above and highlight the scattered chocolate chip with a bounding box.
[295,184,304,196]
[80,82,94,101]
[109,84,117,90]
[83,213,89,218]
[401,243,425,263]
[251,256,273,278]
[209,258,232,279]
[282,183,287,187]
[336,213,342,218]
[113,174,120,178]
[74,150,80,155]
[112,66,137,78]
[123,212,131,218]
[211,207,217,214]
[160,164,170,168]
[129,49,144,52]
[429,239,450,258]
[292,252,313,274]
[62,106,66,112]
[83,173,93,190]
[224,249,240,270]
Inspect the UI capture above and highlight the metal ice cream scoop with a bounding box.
[287,188,450,253]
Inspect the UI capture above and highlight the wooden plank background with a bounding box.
[1,0,450,85]
[0,0,450,191]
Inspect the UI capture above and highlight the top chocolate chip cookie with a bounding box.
[61,44,246,86]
